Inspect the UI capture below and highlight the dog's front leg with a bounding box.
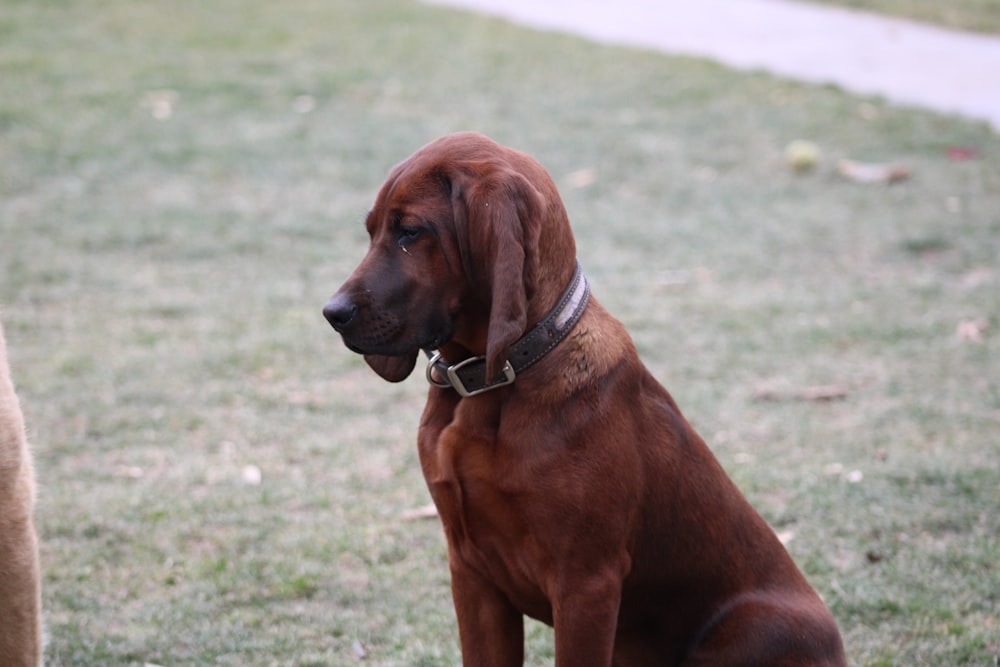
[551,571,623,667]
[450,561,524,667]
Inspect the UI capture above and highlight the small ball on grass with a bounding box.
[785,140,820,172]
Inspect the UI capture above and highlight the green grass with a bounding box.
[2,0,998,664]
[814,0,1000,33]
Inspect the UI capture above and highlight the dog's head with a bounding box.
[323,132,574,382]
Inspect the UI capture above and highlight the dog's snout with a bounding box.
[323,293,358,331]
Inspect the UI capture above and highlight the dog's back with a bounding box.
[0,317,42,666]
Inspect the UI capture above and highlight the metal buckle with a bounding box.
[425,351,516,397]
[425,351,452,389]
[448,356,516,397]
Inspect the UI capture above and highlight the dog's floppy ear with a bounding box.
[364,352,418,382]
[451,165,543,381]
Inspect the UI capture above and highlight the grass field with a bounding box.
[1,0,998,665]
[814,0,1000,33]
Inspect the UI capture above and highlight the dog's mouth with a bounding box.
[336,323,453,358]
[423,328,452,351]
[342,339,366,355]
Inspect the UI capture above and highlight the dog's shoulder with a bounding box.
[525,296,638,399]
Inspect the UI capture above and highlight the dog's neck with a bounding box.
[425,262,590,397]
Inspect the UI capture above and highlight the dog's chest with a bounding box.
[418,406,556,618]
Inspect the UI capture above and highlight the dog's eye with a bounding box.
[397,226,423,246]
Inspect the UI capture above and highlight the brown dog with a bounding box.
[0,316,43,667]
[324,132,846,666]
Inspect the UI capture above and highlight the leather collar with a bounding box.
[425,262,590,397]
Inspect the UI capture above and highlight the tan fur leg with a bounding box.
[0,317,42,667]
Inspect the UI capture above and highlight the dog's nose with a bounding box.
[323,293,358,331]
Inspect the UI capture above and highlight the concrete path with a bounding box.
[425,0,1000,132]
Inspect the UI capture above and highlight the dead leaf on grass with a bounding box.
[114,465,145,479]
[753,385,850,403]
[865,550,885,563]
[956,319,987,343]
[946,146,979,161]
[140,89,179,120]
[400,504,438,520]
[838,159,909,184]
[242,464,262,485]
[823,464,863,484]
[564,168,597,189]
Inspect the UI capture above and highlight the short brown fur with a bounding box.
[0,316,43,667]
[324,132,846,666]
